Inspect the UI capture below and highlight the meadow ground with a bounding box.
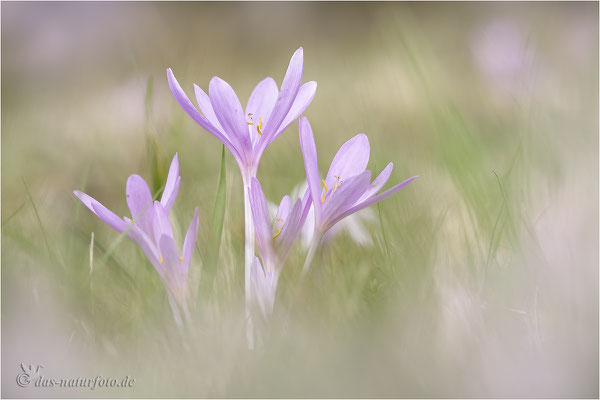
[1,2,598,398]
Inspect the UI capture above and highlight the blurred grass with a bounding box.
[1,2,598,398]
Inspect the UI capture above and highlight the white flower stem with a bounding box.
[243,177,255,349]
[301,232,322,278]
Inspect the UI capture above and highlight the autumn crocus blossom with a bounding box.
[167,48,316,344]
[73,154,199,318]
[248,177,311,318]
[166,47,316,180]
[299,117,417,274]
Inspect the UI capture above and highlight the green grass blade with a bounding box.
[2,199,27,228]
[22,177,53,261]
[200,145,227,297]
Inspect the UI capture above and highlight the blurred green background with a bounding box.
[2,2,598,398]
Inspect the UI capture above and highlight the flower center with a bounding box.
[321,176,343,204]
[247,113,264,136]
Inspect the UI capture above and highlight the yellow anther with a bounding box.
[257,125,262,136]
[321,191,327,204]
[322,179,328,192]
[160,255,164,264]
[272,218,283,240]
[179,256,184,262]
[247,121,254,125]
[259,116,263,129]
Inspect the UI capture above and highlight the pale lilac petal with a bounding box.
[160,153,180,213]
[276,198,304,263]
[273,81,317,141]
[299,117,322,220]
[259,48,304,150]
[209,77,252,159]
[357,162,393,203]
[249,178,275,269]
[325,133,370,187]
[74,190,127,233]
[194,84,226,135]
[181,207,199,270]
[274,195,291,226]
[167,69,242,162]
[328,176,418,228]
[322,171,372,230]
[152,201,174,246]
[246,77,279,147]
[251,257,277,319]
[124,217,163,272]
[73,190,103,217]
[158,234,187,288]
[163,177,180,215]
[126,174,154,235]
[158,234,180,268]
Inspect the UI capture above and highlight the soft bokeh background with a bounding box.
[2,2,598,398]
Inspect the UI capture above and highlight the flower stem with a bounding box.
[301,232,321,278]
[243,178,255,349]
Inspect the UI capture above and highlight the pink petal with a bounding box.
[160,153,181,214]
[325,133,370,189]
[357,162,394,204]
[273,81,317,142]
[181,207,199,271]
[274,195,291,226]
[258,48,304,151]
[74,190,127,233]
[194,84,227,136]
[246,77,279,147]
[299,117,322,220]
[125,174,154,235]
[209,76,252,160]
[328,176,418,228]
[152,201,174,246]
[321,171,372,231]
[166,68,242,162]
[249,178,275,270]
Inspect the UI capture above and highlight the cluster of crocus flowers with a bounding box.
[74,154,199,325]
[74,48,416,347]
[167,48,316,340]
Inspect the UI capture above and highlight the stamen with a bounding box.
[179,256,184,262]
[322,179,328,192]
[272,218,283,240]
[160,255,164,264]
[247,121,254,125]
[257,125,262,136]
[321,192,327,204]
[332,175,343,194]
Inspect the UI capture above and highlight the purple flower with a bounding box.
[166,48,316,181]
[73,154,199,308]
[250,257,278,320]
[248,177,311,318]
[249,177,311,273]
[168,48,316,342]
[299,117,417,272]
